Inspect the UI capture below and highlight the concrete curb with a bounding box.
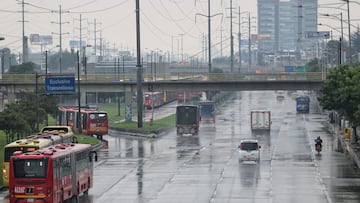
[343,140,360,168]
[329,124,360,168]
[109,126,170,139]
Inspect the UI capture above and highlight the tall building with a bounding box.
[257,0,317,56]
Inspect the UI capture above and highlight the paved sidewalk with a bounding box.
[330,124,360,168]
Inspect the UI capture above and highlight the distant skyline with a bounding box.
[0,0,359,60]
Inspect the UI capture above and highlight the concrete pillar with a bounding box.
[7,85,16,104]
[81,92,86,105]
[95,92,99,106]
[125,91,132,106]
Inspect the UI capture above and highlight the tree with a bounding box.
[325,40,341,66]
[351,27,360,64]
[305,58,321,72]
[8,62,39,74]
[48,49,77,73]
[0,89,58,143]
[318,64,360,141]
[17,91,50,132]
[0,103,31,143]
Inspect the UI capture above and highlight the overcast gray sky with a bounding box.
[0,0,359,59]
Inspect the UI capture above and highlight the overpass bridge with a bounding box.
[0,72,325,104]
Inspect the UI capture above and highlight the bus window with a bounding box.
[14,159,47,178]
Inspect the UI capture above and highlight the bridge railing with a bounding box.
[0,72,324,83]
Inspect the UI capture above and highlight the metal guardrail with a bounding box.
[0,72,325,83]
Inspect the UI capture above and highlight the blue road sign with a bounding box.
[284,66,296,72]
[45,77,75,93]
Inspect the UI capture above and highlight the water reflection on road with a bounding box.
[5,91,360,202]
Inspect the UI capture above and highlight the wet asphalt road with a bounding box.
[3,91,360,203]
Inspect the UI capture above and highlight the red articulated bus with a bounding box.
[9,143,97,203]
[144,91,177,109]
[57,106,108,139]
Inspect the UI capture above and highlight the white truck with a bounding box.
[251,110,271,131]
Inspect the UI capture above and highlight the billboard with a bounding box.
[29,34,53,45]
[305,31,330,39]
[69,40,87,48]
[251,34,272,40]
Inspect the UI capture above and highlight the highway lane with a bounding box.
[3,91,360,202]
[85,91,360,202]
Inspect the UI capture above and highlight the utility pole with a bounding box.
[22,0,25,63]
[248,13,251,72]
[135,0,143,128]
[296,4,303,62]
[19,0,28,63]
[74,14,87,65]
[238,7,241,73]
[220,25,224,58]
[89,19,102,56]
[51,5,69,74]
[340,13,343,65]
[344,0,351,63]
[171,36,174,62]
[99,31,103,58]
[229,0,234,72]
[180,34,184,62]
[207,0,211,73]
[59,5,64,73]
[196,0,222,73]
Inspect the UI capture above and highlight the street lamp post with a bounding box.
[318,22,344,65]
[77,50,82,133]
[234,9,249,73]
[319,13,344,64]
[342,0,351,63]
[82,45,92,78]
[0,37,5,77]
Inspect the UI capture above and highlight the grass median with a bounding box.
[111,114,176,133]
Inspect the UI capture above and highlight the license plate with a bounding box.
[27,199,34,202]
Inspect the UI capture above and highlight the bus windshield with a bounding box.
[199,103,215,117]
[296,96,309,104]
[177,107,198,125]
[89,113,107,121]
[5,147,38,162]
[13,159,47,178]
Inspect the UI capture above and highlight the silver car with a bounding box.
[238,139,261,162]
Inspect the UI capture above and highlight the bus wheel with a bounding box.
[70,195,79,203]
[60,189,64,203]
[84,178,90,196]
[96,134,103,140]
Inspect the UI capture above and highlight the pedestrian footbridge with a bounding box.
[0,72,325,93]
